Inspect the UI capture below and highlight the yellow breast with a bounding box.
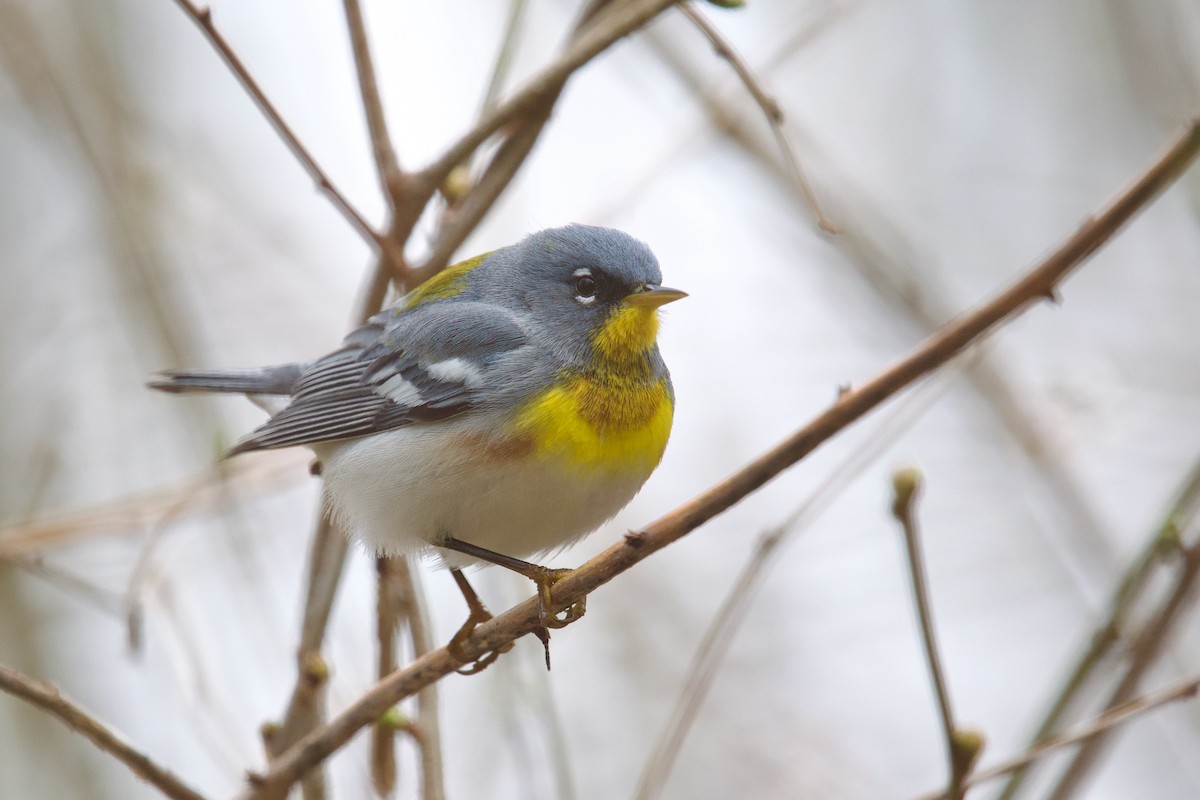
[513,372,674,475]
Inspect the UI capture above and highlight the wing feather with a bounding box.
[227,302,527,455]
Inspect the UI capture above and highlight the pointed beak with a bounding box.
[625,284,688,309]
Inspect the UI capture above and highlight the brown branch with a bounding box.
[677,3,834,232]
[342,0,405,205]
[1044,535,1200,798]
[234,119,1200,800]
[370,557,401,797]
[371,559,445,800]
[412,0,639,280]
[892,468,981,799]
[914,674,1200,800]
[0,665,207,800]
[414,0,682,197]
[168,0,408,275]
[262,513,346,799]
[0,451,306,559]
[996,457,1200,799]
[396,563,445,800]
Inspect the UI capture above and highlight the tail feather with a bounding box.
[147,364,303,395]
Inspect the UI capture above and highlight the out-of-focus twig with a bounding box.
[1043,503,1200,798]
[416,0,644,278]
[0,451,307,559]
[676,3,834,232]
[479,0,530,119]
[0,665,208,800]
[411,0,683,236]
[341,0,405,206]
[262,513,346,800]
[998,457,1200,800]
[371,557,401,797]
[371,558,445,800]
[234,117,1200,800]
[892,467,982,800]
[914,674,1200,800]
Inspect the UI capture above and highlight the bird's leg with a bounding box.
[447,568,512,675]
[441,537,586,630]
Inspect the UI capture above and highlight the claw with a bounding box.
[448,569,513,675]
[530,567,586,629]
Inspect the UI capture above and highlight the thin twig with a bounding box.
[421,101,554,276]
[168,0,405,271]
[892,468,977,799]
[0,451,306,559]
[914,674,1200,800]
[1044,534,1200,798]
[264,512,346,800]
[341,0,405,206]
[415,0,622,278]
[414,0,682,200]
[396,562,446,800]
[233,118,1200,800]
[0,665,208,800]
[997,457,1200,799]
[677,3,834,232]
[371,557,401,797]
[478,0,531,119]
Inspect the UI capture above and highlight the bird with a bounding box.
[150,224,685,670]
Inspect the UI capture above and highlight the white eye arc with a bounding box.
[572,268,597,304]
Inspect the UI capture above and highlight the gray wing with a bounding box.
[227,302,528,455]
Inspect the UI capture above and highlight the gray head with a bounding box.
[471,225,685,365]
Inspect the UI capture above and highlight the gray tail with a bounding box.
[147,364,303,395]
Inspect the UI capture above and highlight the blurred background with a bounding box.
[2,1,1200,798]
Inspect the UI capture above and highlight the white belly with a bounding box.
[315,415,654,565]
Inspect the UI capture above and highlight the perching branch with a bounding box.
[234,118,1200,800]
[0,665,207,800]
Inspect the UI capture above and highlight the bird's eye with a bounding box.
[574,274,597,299]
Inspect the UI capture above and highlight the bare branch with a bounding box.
[341,0,405,205]
[1044,530,1200,797]
[892,467,981,799]
[0,665,207,800]
[396,563,448,800]
[371,557,401,797]
[677,3,835,232]
[168,0,408,276]
[415,0,681,195]
[914,674,1200,800]
[263,513,346,798]
[234,119,1200,800]
[0,451,306,559]
[997,457,1200,799]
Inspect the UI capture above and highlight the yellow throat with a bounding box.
[514,304,673,474]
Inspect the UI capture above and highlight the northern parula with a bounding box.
[151,225,684,661]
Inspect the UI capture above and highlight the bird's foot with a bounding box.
[529,566,586,629]
[448,572,513,675]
